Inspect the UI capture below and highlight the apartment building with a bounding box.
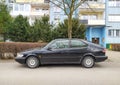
[79,0,106,47]
[6,0,49,25]
[105,0,120,48]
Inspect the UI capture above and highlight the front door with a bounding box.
[92,38,99,44]
[41,40,70,64]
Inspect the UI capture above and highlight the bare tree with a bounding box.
[50,0,86,39]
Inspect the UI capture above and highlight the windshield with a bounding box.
[43,40,55,49]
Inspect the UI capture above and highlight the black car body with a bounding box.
[15,39,108,68]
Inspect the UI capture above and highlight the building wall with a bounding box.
[106,0,120,48]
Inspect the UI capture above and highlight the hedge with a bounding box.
[0,42,47,59]
[111,44,120,51]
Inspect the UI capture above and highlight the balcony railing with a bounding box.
[30,11,49,16]
[80,3,105,10]
[80,20,105,26]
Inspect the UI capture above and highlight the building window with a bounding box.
[109,0,120,7]
[108,29,120,37]
[108,30,112,37]
[14,4,18,11]
[24,4,30,11]
[8,4,13,10]
[116,30,120,37]
[19,4,24,11]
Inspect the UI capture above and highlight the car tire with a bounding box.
[82,56,95,68]
[26,56,40,68]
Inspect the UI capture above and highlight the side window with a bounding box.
[50,42,58,49]
[71,40,87,48]
[50,40,69,49]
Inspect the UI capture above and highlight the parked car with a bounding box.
[15,39,108,68]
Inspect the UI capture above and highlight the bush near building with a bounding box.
[108,44,120,51]
[0,42,46,59]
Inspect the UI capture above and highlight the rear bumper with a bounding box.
[95,56,108,62]
[15,57,26,64]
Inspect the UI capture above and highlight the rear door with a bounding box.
[67,40,88,63]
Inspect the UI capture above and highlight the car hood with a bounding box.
[20,48,45,55]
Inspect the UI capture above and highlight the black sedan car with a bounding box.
[15,39,108,68]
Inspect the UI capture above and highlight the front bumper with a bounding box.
[95,56,108,62]
[15,57,26,64]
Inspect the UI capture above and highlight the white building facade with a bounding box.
[6,0,49,25]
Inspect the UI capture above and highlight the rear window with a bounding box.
[70,40,87,48]
[82,40,103,48]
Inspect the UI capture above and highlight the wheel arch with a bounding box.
[25,54,41,64]
[80,53,95,63]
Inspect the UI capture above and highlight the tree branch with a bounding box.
[50,0,69,16]
[65,0,71,9]
[85,2,96,13]
[62,0,69,16]
[50,0,64,10]
[74,0,86,11]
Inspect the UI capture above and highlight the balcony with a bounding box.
[10,11,30,17]
[31,3,49,8]
[16,0,44,3]
[80,20,105,26]
[30,11,49,16]
[79,3,105,12]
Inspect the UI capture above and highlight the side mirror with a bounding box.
[47,47,52,51]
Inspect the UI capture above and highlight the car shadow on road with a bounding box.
[15,63,104,69]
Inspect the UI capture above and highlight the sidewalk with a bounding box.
[106,50,120,63]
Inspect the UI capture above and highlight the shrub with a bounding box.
[0,42,46,59]
[111,44,120,51]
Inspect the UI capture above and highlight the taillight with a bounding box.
[102,48,106,53]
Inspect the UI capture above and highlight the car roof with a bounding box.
[54,38,84,41]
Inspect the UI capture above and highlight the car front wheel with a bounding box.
[82,56,95,68]
[26,56,40,68]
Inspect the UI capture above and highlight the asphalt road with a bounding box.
[0,50,120,85]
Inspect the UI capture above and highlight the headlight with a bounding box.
[17,53,23,58]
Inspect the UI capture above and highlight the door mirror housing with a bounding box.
[47,47,52,51]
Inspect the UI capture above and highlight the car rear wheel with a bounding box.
[82,56,95,68]
[26,56,40,68]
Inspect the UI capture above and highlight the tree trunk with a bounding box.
[68,15,72,39]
